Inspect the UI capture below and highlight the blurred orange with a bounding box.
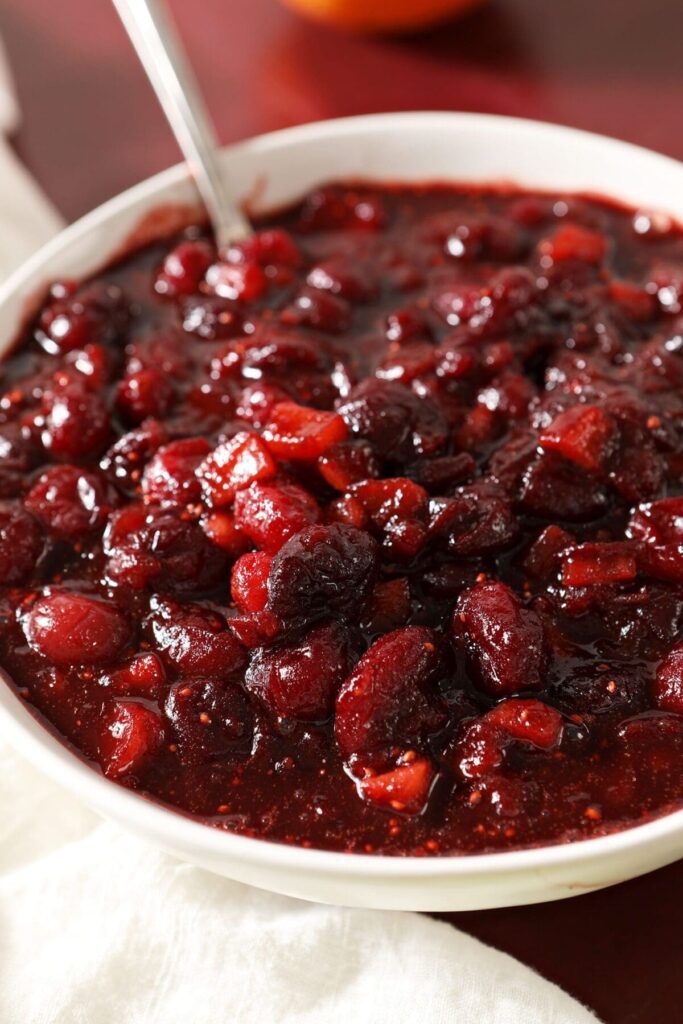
[279,0,485,33]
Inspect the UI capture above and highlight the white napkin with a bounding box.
[0,46,599,1024]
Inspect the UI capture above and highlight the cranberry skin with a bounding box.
[267,523,379,626]
[335,626,448,760]
[22,591,130,666]
[165,678,254,764]
[155,239,214,297]
[458,699,564,779]
[98,700,166,779]
[233,480,321,554]
[0,503,43,583]
[653,643,683,714]
[246,622,354,721]
[25,465,111,539]
[148,597,246,677]
[338,379,448,461]
[141,437,211,508]
[116,369,174,425]
[454,581,546,696]
[42,385,111,460]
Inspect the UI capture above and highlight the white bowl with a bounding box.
[1,112,683,912]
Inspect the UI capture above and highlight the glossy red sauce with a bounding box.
[1,182,683,855]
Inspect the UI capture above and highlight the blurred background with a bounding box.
[1,0,682,221]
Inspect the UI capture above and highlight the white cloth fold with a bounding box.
[0,42,599,1024]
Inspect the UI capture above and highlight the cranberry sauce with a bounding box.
[1,183,683,856]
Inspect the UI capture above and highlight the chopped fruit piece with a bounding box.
[246,622,354,720]
[349,477,427,528]
[165,678,253,764]
[201,511,250,556]
[231,551,272,613]
[98,700,165,778]
[141,437,210,508]
[22,591,130,666]
[262,402,348,461]
[335,626,447,759]
[25,465,111,539]
[454,581,545,695]
[197,432,276,507]
[539,223,607,264]
[233,480,320,553]
[148,597,246,676]
[561,543,638,587]
[267,523,379,625]
[653,643,683,714]
[358,759,435,815]
[100,652,165,697]
[539,405,616,473]
[228,608,282,647]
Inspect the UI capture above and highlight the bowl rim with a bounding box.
[1,109,683,881]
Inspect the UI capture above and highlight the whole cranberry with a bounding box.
[141,437,211,507]
[22,590,131,665]
[98,700,165,779]
[267,523,379,626]
[148,596,246,676]
[335,626,448,760]
[42,384,111,459]
[100,420,168,493]
[246,622,355,721]
[0,502,43,583]
[104,505,228,593]
[155,239,214,297]
[454,580,546,696]
[653,642,683,714]
[25,465,111,539]
[338,379,448,461]
[116,369,174,424]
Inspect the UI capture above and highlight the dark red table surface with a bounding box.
[1,0,682,1019]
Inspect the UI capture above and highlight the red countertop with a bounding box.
[1,1,681,1019]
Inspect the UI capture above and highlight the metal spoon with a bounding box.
[112,0,252,249]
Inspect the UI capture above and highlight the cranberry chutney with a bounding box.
[1,182,683,857]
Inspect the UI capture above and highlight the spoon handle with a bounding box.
[112,0,252,248]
